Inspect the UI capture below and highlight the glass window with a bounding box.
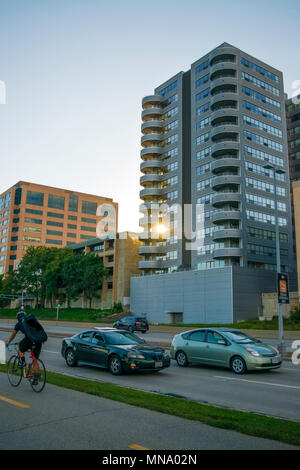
[47,220,63,227]
[25,208,43,215]
[47,211,64,219]
[69,195,78,212]
[81,217,96,224]
[45,239,63,245]
[26,190,44,206]
[82,201,97,215]
[48,194,65,210]
[79,331,93,342]
[5,193,11,208]
[46,230,63,236]
[68,215,77,221]
[189,330,206,342]
[206,331,226,344]
[91,333,105,344]
[14,188,22,205]
[24,217,42,225]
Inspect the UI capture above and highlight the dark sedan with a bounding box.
[61,327,170,375]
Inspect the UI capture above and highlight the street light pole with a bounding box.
[264,163,286,354]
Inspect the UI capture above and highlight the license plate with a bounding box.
[271,358,279,364]
[155,361,163,368]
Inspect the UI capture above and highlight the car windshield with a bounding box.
[104,331,145,345]
[135,318,147,322]
[223,331,259,344]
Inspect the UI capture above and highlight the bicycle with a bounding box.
[7,342,46,393]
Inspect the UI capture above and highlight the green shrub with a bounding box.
[290,304,300,323]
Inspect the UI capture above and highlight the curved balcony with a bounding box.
[138,245,167,255]
[141,133,163,147]
[142,107,163,121]
[210,46,237,65]
[211,158,240,174]
[211,141,240,157]
[141,120,163,134]
[210,61,238,77]
[142,95,164,109]
[213,229,242,241]
[211,108,238,124]
[211,126,239,141]
[212,192,242,207]
[211,175,241,190]
[210,77,237,94]
[140,187,163,198]
[140,160,163,172]
[140,147,162,160]
[213,247,242,259]
[210,68,237,82]
[140,174,162,185]
[211,93,238,109]
[139,202,160,212]
[212,211,241,224]
[138,260,165,270]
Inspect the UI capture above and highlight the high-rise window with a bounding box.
[69,195,78,212]
[26,190,44,206]
[82,201,97,215]
[48,194,65,210]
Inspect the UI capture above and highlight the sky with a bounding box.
[0,0,299,232]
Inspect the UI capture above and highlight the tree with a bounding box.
[82,253,108,309]
[61,252,85,307]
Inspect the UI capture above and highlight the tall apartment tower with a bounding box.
[139,43,294,275]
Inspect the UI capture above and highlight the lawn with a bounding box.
[0,307,117,323]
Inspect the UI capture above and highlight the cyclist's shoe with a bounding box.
[31,373,41,385]
[18,357,26,369]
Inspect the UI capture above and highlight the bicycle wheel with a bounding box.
[29,358,46,393]
[7,355,23,387]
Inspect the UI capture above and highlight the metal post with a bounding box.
[264,163,285,355]
[273,168,285,355]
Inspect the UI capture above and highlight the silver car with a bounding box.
[170,328,282,374]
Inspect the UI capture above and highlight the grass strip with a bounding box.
[1,364,299,447]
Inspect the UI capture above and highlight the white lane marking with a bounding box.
[214,375,300,390]
[43,350,60,354]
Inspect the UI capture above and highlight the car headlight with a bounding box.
[245,347,260,357]
[128,352,145,360]
[163,350,170,358]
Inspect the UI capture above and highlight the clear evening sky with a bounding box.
[0,0,299,232]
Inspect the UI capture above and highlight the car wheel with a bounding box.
[65,348,77,367]
[231,356,247,374]
[109,355,123,375]
[176,351,189,367]
[141,330,147,334]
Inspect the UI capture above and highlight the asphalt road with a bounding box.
[0,374,297,450]
[1,327,300,422]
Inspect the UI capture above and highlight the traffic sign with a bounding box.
[277,273,289,304]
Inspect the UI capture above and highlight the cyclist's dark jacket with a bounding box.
[14,320,26,335]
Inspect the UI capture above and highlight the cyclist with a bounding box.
[5,306,42,384]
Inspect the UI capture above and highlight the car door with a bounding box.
[120,317,130,330]
[75,331,93,362]
[88,332,110,367]
[201,330,230,366]
[184,330,207,363]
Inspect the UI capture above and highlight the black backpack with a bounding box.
[22,314,48,343]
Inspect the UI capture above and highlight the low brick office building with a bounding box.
[70,232,142,310]
[0,181,118,275]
